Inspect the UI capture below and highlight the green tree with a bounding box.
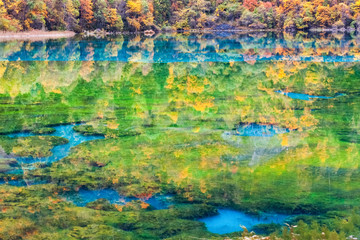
[154,0,171,26]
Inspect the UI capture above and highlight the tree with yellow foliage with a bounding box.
[106,8,123,31]
[126,0,154,31]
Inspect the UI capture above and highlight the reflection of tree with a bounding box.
[2,32,360,62]
[1,58,359,218]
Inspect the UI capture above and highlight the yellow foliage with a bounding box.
[278,69,287,78]
[281,134,288,147]
[179,167,189,179]
[168,111,178,123]
[131,87,142,95]
[127,0,142,14]
[107,120,119,129]
[186,76,205,94]
[192,97,214,112]
[235,95,246,102]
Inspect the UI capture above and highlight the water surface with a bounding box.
[1,32,360,238]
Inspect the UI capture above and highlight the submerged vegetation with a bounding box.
[0,32,360,239]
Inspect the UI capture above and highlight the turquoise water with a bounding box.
[236,123,290,137]
[1,33,359,62]
[1,32,360,238]
[63,188,173,209]
[199,209,291,234]
[7,124,104,166]
[275,90,346,101]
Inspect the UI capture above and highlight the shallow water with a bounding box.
[235,123,290,137]
[199,209,290,234]
[8,124,104,166]
[275,90,345,101]
[63,188,172,209]
[1,33,360,62]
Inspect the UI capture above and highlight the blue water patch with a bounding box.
[1,34,360,63]
[236,123,289,137]
[7,124,104,165]
[63,188,172,209]
[275,90,345,101]
[199,209,291,234]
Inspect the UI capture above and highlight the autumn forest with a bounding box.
[0,0,360,33]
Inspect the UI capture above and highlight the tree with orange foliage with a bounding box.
[315,5,333,27]
[243,0,258,12]
[27,0,48,30]
[79,0,94,29]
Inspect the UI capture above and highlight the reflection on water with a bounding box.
[0,33,360,238]
[8,124,104,163]
[235,123,289,137]
[63,188,172,209]
[1,32,360,62]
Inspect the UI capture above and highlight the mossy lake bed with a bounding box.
[1,32,360,239]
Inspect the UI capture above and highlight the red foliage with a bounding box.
[243,0,259,11]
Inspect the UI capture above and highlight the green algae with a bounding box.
[0,136,69,158]
[0,59,360,238]
[31,127,56,135]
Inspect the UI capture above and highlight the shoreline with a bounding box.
[0,27,356,42]
[0,30,76,41]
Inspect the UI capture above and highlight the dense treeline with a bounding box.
[0,0,360,33]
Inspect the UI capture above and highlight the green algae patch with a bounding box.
[0,158,18,173]
[31,127,56,135]
[73,124,141,138]
[0,136,69,158]
[86,199,119,211]
[0,185,217,240]
[73,125,105,136]
[0,57,360,238]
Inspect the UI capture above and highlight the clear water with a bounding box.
[275,90,345,101]
[7,124,104,165]
[1,33,359,62]
[199,209,290,234]
[1,32,360,238]
[235,123,290,137]
[63,188,172,209]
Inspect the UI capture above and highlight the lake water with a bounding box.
[199,209,291,234]
[7,124,104,165]
[0,32,360,238]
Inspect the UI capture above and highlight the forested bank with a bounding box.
[0,0,360,33]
